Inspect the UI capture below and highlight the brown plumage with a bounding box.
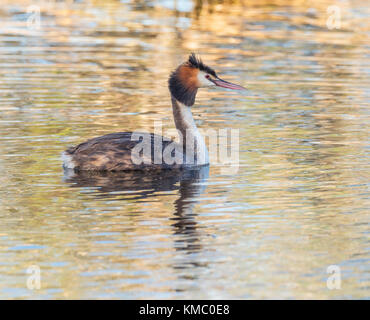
[63,132,185,171]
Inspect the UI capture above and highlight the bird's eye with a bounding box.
[205,75,210,79]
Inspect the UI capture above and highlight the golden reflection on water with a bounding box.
[0,0,369,299]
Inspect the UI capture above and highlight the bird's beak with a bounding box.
[213,77,246,90]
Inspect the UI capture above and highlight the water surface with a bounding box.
[0,0,369,299]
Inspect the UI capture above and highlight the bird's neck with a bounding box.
[171,95,209,165]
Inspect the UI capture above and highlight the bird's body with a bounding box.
[62,54,244,172]
[62,132,178,171]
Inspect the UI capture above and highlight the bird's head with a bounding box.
[168,53,245,106]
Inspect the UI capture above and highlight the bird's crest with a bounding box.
[187,53,217,77]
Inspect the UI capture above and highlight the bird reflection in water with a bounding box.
[63,166,209,276]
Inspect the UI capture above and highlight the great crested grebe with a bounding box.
[62,54,245,171]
